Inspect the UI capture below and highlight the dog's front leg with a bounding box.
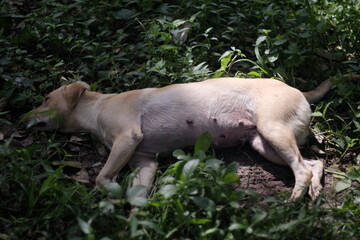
[129,153,158,197]
[96,129,143,186]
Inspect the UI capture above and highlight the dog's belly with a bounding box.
[137,87,257,154]
[137,118,257,154]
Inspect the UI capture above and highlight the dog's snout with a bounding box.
[23,114,47,130]
[33,122,47,129]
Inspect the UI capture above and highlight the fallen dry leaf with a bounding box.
[64,168,90,184]
[52,160,82,168]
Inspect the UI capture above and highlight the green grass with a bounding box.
[1,0,360,239]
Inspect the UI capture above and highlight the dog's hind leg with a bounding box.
[251,125,313,201]
[249,134,287,166]
[250,134,323,200]
[129,153,158,197]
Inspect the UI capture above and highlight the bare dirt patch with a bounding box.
[219,147,336,200]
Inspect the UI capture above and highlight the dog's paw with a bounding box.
[308,182,322,200]
[286,186,307,202]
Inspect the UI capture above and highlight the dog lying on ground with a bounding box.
[23,75,359,201]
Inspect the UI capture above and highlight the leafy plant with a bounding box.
[1,0,360,239]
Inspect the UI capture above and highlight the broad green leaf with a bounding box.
[182,159,200,179]
[194,132,212,155]
[256,35,267,46]
[354,120,360,130]
[223,172,240,183]
[173,149,191,160]
[335,178,352,192]
[224,162,240,175]
[191,196,215,212]
[252,211,267,225]
[77,217,92,235]
[126,185,148,207]
[311,112,324,117]
[98,200,115,214]
[274,38,287,45]
[203,227,218,236]
[114,9,139,20]
[229,223,246,231]
[158,184,179,198]
[268,54,279,63]
[130,216,140,238]
[103,182,122,198]
[0,56,11,65]
[205,159,224,171]
[219,51,233,70]
[346,171,360,182]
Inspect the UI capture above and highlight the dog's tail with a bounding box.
[302,74,360,104]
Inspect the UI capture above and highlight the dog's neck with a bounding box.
[69,91,109,135]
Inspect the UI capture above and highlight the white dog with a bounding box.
[24,76,358,201]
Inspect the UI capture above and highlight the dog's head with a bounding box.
[23,81,90,132]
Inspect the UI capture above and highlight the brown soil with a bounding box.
[219,147,335,200]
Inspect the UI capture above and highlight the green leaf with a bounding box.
[256,35,267,46]
[139,220,165,235]
[270,220,299,232]
[0,56,11,65]
[160,44,178,50]
[311,112,324,117]
[205,159,224,171]
[255,45,264,66]
[274,38,287,45]
[268,54,279,63]
[182,159,200,179]
[114,9,139,20]
[77,217,92,235]
[103,182,122,198]
[173,149,191,160]
[126,185,148,207]
[190,218,212,224]
[194,132,212,155]
[219,50,233,70]
[229,223,246,231]
[224,162,240,175]
[39,167,62,196]
[346,171,360,182]
[335,178,352,192]
[252,211,267,225]
[99,200,115,214]
[354,120,360,130]
[158,184,179,198]
[191,196,216,212]
[223,172,240,183]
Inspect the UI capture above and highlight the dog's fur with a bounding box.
[23,75,359,201]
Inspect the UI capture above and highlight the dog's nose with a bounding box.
[20,113,40,130]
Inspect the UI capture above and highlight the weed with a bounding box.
[1,0,360,239]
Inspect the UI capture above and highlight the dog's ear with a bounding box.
[63,82,90,109]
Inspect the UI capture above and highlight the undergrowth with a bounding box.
[1,0,360,239]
